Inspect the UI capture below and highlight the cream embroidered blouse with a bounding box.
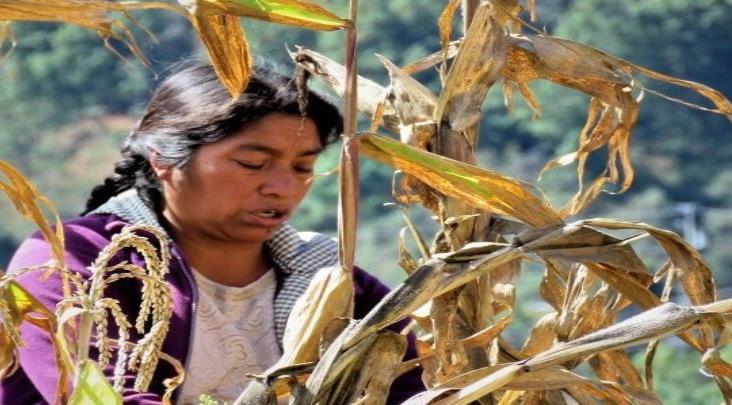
[177,269,282,404]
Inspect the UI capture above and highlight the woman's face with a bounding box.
[154,112,323,244]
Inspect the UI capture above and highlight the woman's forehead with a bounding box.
[220,113,323,155]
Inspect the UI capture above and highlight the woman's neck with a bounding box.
[178,237,271,287]
[160,214,271,288]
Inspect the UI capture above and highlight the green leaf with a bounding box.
[203,0,350,31]
[69,361,122,405]
[8,281,53,317]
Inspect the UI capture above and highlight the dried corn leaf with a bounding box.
[0,0,172,67]
[191,0,349,30]
[538,260,567,312]
[581,218,715,306]
[0,21,13,59]
[291,48,399,133]
[518,223,648,275]
[0,161,66,287]
[377,54,438,127]
[0,279,73,399]
[397,227,419,274]
[590,350,644,389]
[359,133,563,227]
[348,332,406,405]
[512,222,710,348]
[437,0,461,79]
[407,364,656,405]
[189,12,252,98]
[298,326,376,404]
[402,40,462,76]
[435,1,512,134]
[281,266,354,364]
[428,301,718,405]
[521,312,558,356]
[503,34,732,216]
[431,290,467,381]
[184,0,347,97]
[344,245,523,351]
[523,303,707,371]
[462,314,512,348]
[702,348,732,379]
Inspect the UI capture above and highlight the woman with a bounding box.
[1,64,422,404]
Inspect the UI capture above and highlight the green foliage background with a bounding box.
[1,1,731,402]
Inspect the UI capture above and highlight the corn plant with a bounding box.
[2,0,732,404]
[247,1,732,404]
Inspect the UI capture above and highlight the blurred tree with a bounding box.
[0,11,195,255]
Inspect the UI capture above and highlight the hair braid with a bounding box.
[82,153,151,214]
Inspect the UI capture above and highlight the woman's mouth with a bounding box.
[242,209,289,227]
[255,209,282,219]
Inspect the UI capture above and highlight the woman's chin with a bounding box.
[227,224,281,244]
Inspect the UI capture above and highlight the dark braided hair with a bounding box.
[83,62,343,215]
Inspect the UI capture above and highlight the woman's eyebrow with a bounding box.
[234,143,323,157]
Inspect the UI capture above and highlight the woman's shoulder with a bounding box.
[7,213,130,274]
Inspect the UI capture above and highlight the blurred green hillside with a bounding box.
[1,2,731,401]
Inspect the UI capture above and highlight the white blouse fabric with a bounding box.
[178,268,282,404]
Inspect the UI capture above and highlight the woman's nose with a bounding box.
[258,168,303,198]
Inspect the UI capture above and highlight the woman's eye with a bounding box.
[237,161,265,170]
[294,166,314,174]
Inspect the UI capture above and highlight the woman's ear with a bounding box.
[148,150,173,182]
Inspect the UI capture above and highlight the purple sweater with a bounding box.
[0,213,423,404]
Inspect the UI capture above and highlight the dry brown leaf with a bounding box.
[291,48,399,133]
[349,332,407,405]
[518,223,648,275]
[582,219,716,306]
[344,246,523,351]
[503,34,732,216]
[437,0,462,80]
[281,266,354,365]
[377,54,438,127]
[426,302,713,405]
[359,132,563,227]
[402,40,462,76]
[702,348,732,379]
[434,1,512,134]
[521,312,558,356]
[0,161,67,292]
[0,0,182,66]
[462,315,512,348]
[397,227,419,275]
[590,350,644,389]
[189,12,252,98]
[538,260,568,312]
[431,290,468,381]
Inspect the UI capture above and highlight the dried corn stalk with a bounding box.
[3,0,732,404]
[275,1,732,404]
[0,0,349,97]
